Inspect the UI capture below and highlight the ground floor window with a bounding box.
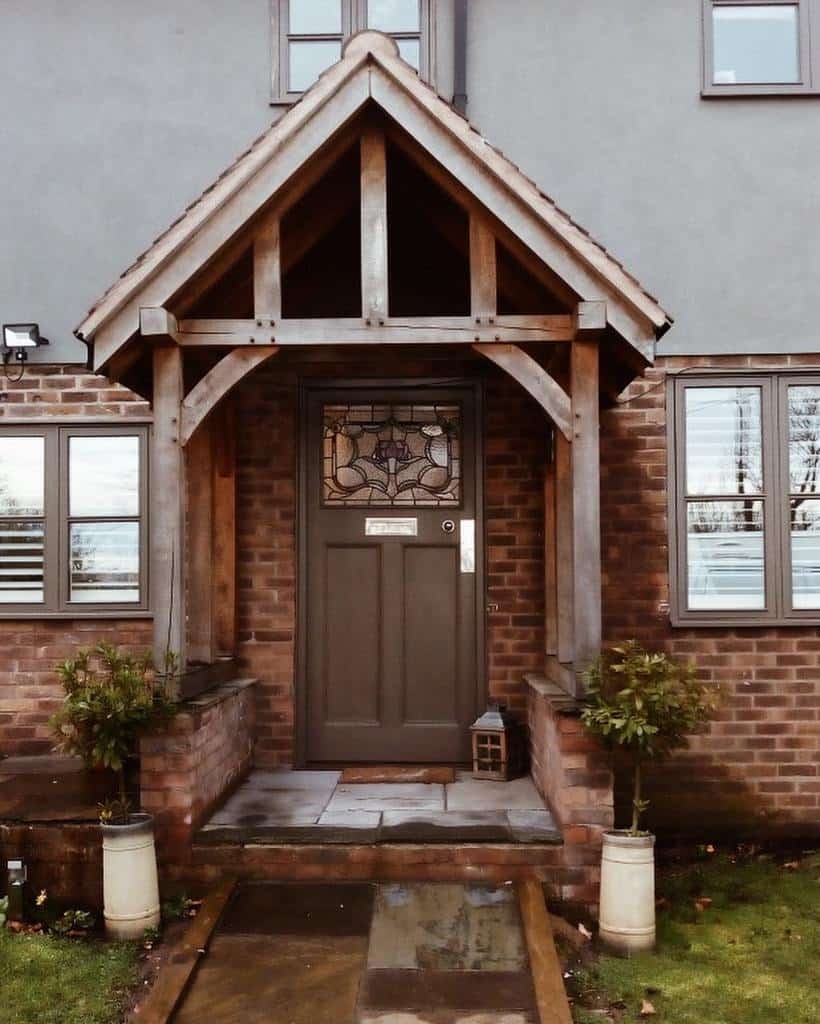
[0,425,148,614]
[671,373,820,624]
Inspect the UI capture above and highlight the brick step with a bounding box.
[176,841,569,888]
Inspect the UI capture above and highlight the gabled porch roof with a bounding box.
[75,31,672,372]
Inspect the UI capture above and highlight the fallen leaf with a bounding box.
[694,897,713,912]
[783,861,800,871]
[640,999,656,1016]
[578,922,593,939]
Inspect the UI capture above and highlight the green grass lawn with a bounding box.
[571,850,820,1024]
[0,928,139,1024]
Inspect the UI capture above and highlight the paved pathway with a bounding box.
[173,881,539,1023]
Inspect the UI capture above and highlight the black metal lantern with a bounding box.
[470,704,526,781]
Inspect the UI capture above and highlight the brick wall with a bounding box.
[601,354,820,837]
[0,366,152,758]
[139,680,257,858]
[528,678,614,910]
[234,358,546,766]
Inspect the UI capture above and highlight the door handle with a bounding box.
[460,519,475,574]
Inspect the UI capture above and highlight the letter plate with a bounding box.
[365,517,418,537]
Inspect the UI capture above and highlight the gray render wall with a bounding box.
[2,0,818,362]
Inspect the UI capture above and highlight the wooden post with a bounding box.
[555,431,574,668]
[186,417,214,664]
[469,215,496,318]
[253,215,281,320]
[570,338,602,688]
[151,343,186,685]
[544,437,558,659]
[211,401,237,657]
[360,129,389,321]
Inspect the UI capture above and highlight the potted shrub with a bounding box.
[50,643,174,940]
[581,641,720,955]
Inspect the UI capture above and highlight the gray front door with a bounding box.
[302,385,482,763]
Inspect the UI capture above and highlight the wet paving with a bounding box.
[197,770,560,846]
[173,882,538,1024]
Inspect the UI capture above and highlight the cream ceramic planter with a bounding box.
[101,813,161,940]
[598,830,656,955]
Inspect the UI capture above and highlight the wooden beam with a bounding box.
[577,300,607,334]
[470,215,496,319]
[555,431,574,668]
[180,347,280,447]
[211,401,237,657]
[517,880,574,1024]
[140,307,178,338]
[151,343,185,682]
[253,215,281,320]
[571,338,602,684]
[176,315,575,347]
[186,417,214,664]
[360,129,389,321]
[472,343,573,441]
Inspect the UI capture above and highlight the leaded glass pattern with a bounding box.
[323,403,461,506]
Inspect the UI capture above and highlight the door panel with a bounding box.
[303,386,481,763]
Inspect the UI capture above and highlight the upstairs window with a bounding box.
[271,0,434,103]
[703,1,818,95]
[0,427,148,616]
[670,375,820,624]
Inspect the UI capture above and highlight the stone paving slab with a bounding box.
[240,769,341,792]
[506,810,561,844]
[206,788,328,825]
[326,782,446,813]
[221,881,375,936]
[173,934,367,1024]
[380,810,511,843]
[446,774,545,812]
[359,1014,536,1023]
[367,884,527,971]
[360,970,536,1013]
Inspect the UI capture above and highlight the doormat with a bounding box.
[340,765,456,785]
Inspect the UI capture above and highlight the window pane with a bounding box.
[69,435,140,517]
[0,436,44,516]
[687,500,765,610]
[712,4,800,85]
[289,0,341,34]
[787,385,820,494]
[0,521,44,603]
[367,0,420,32]
[685,387,762,496]
[791,498,820,608]
[289,39,342,91]
[70,521,139,603]
[396,37,421,69]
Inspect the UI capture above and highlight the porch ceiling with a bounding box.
[74,32,672,376]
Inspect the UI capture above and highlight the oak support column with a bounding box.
[151,343,186,686]
[555,431,574,669]
[570,338,601,690]
[361,128,389,321]
[186,416,214,664]
[211,400,237,657]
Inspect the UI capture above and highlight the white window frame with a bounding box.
[270,0,435,104]
[702,0,820,96]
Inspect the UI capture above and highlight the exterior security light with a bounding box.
[2,323,49,365]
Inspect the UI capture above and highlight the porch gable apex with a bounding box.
[75,31,672,373]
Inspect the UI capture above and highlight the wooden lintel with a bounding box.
[140,307,178,338]
[472,343,573,441]
[175,315,575,347]
[470,215,497,319]
[180,347,279,447]
[253,215,281,320]
[576,300,607,334]
[360,129,389,320]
